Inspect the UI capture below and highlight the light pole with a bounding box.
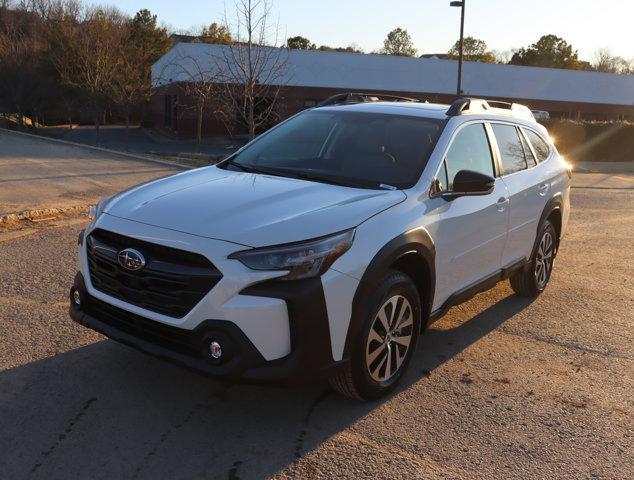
[450,0,465,97]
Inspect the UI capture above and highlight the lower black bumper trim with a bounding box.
[70,272,346,383]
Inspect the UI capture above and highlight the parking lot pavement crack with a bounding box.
[30,397,97,474]
[497,328,633,361]
[294,390,331,460]
[227,460,242,480]
[130,405,202,479]
[129,386,235,480]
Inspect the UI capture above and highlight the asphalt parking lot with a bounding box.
[0,136,632,479]
[0,130,181,217]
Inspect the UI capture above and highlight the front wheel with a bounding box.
[510,220,557,297]
[329,270,421,400]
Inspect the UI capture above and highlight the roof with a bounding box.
[312,101,547,130]
[316,101,451,119]
[153,43,634,107]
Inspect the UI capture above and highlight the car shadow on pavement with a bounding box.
[0,291,533,479]
[413,293,535,377]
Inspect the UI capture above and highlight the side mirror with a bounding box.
[438,169,495,200]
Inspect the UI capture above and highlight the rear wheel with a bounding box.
[329,270,421,400]
[510,220,557,297]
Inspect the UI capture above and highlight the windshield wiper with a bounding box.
[225,160,296,178]
[224,159,267,174]
[225,161,390,190]
[225,161,345,185]
[290,171,379,189]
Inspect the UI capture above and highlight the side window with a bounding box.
[523,128,551,162]
[519,131,537,167]
[438,123,494,191]
[435,161,449,191]
[492,124,528,175]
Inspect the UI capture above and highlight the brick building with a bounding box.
[151,43,634,138]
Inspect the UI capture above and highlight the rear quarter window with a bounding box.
[491,123,527,175]
[523,128,551,163]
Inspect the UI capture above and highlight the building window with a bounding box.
[303,99,318,109]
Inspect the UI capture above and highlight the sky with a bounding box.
[84,0,634,62]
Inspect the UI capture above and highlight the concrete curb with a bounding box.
[0,127,192,171]
[0,205,90,226]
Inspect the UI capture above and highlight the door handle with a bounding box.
[538,183,549,196]
[496,197,509,212]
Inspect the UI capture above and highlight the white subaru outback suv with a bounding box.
[70,94,571,400]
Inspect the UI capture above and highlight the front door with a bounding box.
[428,122,509,310]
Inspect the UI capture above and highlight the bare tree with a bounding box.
[216,0,288,139]
[593,48,634,74]
[158,50,222,151]
[492,48,517,64]
[594,48,617,73]
[111,25,145,149]
[0,1,46,127]
[0,0,14,14]
[0,0,12,18]
[49,5,126,144]
[111,11,169,149]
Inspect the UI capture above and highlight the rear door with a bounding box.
[490,123,550,266]
[428,122,510,310]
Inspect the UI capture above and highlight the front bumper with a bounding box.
[69,272,347,383]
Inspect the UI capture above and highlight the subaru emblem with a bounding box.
[117,248,146,271]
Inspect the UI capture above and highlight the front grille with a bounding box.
[85,295,204,357]
[86,228,222,318]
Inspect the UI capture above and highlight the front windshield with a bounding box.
[223,110,445,189]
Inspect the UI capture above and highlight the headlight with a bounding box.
[229,229,355,280]
[88,195,113,223]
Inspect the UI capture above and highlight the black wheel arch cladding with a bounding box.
[531,193,564,262]
[343,226,435,359]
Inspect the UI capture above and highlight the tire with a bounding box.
[329,270,421,400]
[510,219,557,297]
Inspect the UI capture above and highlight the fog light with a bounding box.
[72,289,81,306]
[209,341,222,359]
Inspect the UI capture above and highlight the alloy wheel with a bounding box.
[535,230,554,289]
[365,295,414,382]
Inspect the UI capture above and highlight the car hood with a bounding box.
[104,166,406,247]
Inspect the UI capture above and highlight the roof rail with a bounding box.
[447,97,535,121]
[318,92,419,107]
[446,98,488,116]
